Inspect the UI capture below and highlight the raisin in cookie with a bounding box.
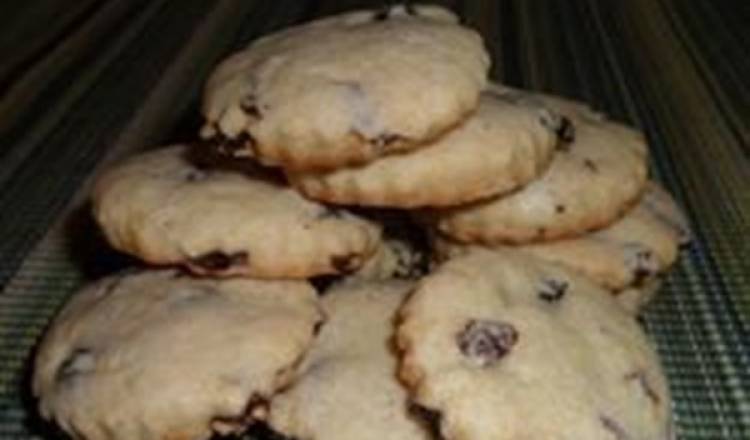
[397,249,673,440]
[269,280,428,440]
[91,145,381,278]
[201,4,489,171]
[434,182,691,308]
[427,91,649,243]
[287,86,561,207]
[33,270,323,440]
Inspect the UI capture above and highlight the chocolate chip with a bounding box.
[240,95,262,119]
[556,116,575,143]
[583,158,599,173]
[624,244,658,287]
[408,403,442,438]
[373,6,391,21]
[555,204,566,214]
[371,133,408,152]
[538,278,568,302]
[536,227,547,239]
[331,254,360,273]
[313,319,325,336]
[457,319,518,367]
[207,132,256,157]
[625,370,661,404]
[189,251,248,272]
[600,414,631,440]
[56,348,95,382]
[211,394,266,436]
[539,111,575,146]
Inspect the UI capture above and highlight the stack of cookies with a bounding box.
[32,5,689,440]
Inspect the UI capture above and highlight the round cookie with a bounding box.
[269,280,428,440]
[91,145,381,279]
[201,4,489,171]
[433,182,691,304]
[427,92,649,244]
[33,270,323,440]
[287,87,562,207]
[397,249,673,440]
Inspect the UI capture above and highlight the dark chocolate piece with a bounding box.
[556,116,575,143]
[240,95,262,119]
[538,278,568,302]
[190,251,248,272]
[331,254,360,273]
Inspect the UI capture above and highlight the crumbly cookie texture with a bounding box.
[33,270,323,440]
[288,86,561,207]
[433,182,691,307]
[201,4,489,171]
[270,280,428,440]
[91,145,381,279]
[428,89,649,244]
[344,238,428,282]
[398,249,673,440]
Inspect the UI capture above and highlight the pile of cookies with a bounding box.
[33,5,689,440]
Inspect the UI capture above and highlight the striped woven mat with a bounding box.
[1,1,747,438]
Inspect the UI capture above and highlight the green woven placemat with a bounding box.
[1,1,748,438]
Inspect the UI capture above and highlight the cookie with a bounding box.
[269,280,428,440]
[287,86,562,207]
[397,249,673,440]
[434,182,691,298]
[427,92,649,243]
[33,270,323,440]
[91,145,381,278]
[201,4,489,171]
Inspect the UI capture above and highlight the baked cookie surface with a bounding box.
[397,249,673,440]
[429,92,649,243]
[201,4,489,171]
[92,145,381,278]
[288,86,560,207]
[433,182,691,303]
[270,280,428,440]
[33,270,322,440]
